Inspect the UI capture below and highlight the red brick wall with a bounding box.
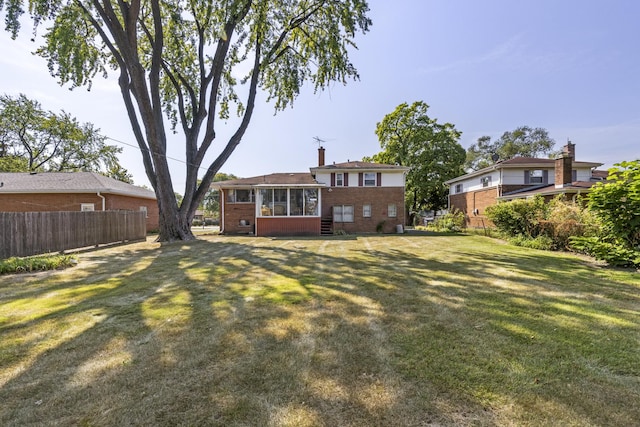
[0,193,159,231]
[221,199,256,234]
[257,217,320,236]
[449,187,497,228]
[322,187,405,233]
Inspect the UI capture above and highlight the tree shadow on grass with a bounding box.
[0,235,639,426]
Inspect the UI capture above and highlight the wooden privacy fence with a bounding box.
[0,211,147,259]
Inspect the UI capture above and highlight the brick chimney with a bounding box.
[555,153,573,188]
[318,146,325,167]
[563,141,575,160]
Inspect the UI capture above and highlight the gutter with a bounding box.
[97,192,106,211]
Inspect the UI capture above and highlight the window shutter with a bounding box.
[377,172,382,187]
[543,170,549,184]
[344,172,349,186]
[331,173,335,187]
[572,170,577,181]
[358,173,363,186]
[524,170,530,184]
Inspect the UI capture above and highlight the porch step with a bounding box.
[321,217,333,235]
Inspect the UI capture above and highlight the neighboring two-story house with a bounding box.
[445,143,604,227]
[213,148,409,236]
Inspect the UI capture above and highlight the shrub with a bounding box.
[509,234,554,251]
[570,236,640,268]
[486,196,547,237]
[540,196,601,249]
[192,219,203,227]
[428,209,465,232]
[0,254,77,275]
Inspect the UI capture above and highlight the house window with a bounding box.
[388,204,397,218]
[333,205,354,222]
[455,183,463,193]
[364,172,376,186]
[529,170,544,184]
[81,203,94,211]
[336,173,344,187]
[481,176,492,188]
[227,189,254,203]
[139,206,148,218]
[363,204,372,218]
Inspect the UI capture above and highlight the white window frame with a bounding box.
[363,204,372,218]
[364,172,376,186]
[336,172,344,187]
[529,170,544,184]
[387,204,397,218]
[140,206,148,218]
[227,188,254,203]
[81,203,95,212]
[333,205,354,223]
[455,183,463,193]
[481,176,492,188]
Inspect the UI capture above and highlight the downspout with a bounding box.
[97,192,106,211]
[220,189,225,233]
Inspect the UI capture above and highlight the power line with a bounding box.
[105,136,211,172]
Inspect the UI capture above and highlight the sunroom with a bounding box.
[254,185,322,236]
[215,173,324,236]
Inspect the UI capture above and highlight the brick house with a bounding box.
[444,143,604,227]
[213,148,409,236]
[0,172,159,231]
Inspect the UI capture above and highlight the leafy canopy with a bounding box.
[0,93,131,181]
[0,0,372,241]
[366,101,465,215]
[465,126,556,171]
[588,160,640,248]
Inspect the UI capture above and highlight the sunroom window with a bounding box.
[257,188,319,217]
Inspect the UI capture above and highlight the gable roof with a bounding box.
[310,161,410,172]
[0,172,156,200]
[445,156,603,185]
[212,173,321,188]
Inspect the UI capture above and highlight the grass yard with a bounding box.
[1,233,638,426]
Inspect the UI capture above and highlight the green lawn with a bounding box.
[1,233,638,426]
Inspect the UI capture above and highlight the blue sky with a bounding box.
[1,0,639,192]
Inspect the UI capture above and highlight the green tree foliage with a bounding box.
[0,155,28,172]
[201,172,238,216]
[366,101,465,221]
[0,94,129,179]
[465,126,556,171]
[0,0,372,241]
[587,160,640,249]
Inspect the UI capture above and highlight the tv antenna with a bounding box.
[312,136,335,148]
[312,136,326,148]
